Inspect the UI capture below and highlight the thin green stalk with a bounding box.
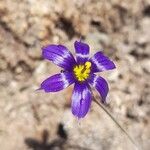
[93,97,139,150]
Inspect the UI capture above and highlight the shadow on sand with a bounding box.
[25,123,92,150]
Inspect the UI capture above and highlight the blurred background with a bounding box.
[0,0,150,150]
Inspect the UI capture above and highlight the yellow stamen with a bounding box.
[85,61,91,69]
[73,61,91,82]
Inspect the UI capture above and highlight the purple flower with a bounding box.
[39,40,116,118]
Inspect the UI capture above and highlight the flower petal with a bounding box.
[71,83,92,118]
[39,73,75,92]
[88,74,109,103]
[90,51,116,72]
[74,40,90,64]
[42,44,76,70]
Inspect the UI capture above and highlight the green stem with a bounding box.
[93,97,139,150]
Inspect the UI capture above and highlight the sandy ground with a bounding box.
[0,0,150,150]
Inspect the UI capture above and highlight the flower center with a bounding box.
[73,61,91,82]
